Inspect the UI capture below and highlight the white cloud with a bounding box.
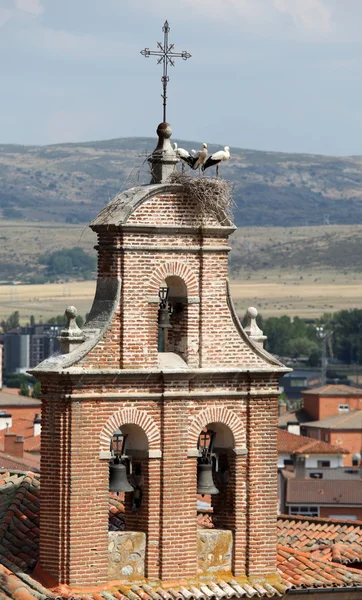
[134,0,333,37]
[0,9,13,29]
[0,0,43,29]
[22,26,133,60]
[15,0,43,16]
[274,0,332,34]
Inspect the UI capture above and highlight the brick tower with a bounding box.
[31,123,287,589]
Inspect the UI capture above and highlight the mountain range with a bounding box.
[2,137,362,227]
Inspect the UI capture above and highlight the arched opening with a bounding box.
[109,424,149,532]
[196,422,237,575]
[158,276,188,361]
[197,422,235,526]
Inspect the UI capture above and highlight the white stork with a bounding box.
[173,142,193,171]
[190,143,208,171]
[202,146,231,177]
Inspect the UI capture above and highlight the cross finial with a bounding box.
[141,20,191,123]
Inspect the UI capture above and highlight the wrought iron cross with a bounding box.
[141,20,191,123]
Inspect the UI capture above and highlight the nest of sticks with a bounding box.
[168,172,234,224]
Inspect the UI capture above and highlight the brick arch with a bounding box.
[148,261,198,296]
[188,406,246,449]
[100,408,161,453]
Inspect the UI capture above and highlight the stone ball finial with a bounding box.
[246,306,258,319]
[157,122,172,139]
[65,305,78,321]
[58,305,85,354]
[244,306,267,348]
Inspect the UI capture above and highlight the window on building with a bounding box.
[329,514,357,521]
[289,506,319,517]
[338,404,350,412]
[317,460,330,468]
[324,433,329,442]
[290,378,307,388]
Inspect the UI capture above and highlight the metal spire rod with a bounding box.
[141,20,191,123]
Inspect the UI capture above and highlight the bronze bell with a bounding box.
[158,306,172,329]
[109,459,134,493]
[197,463,219,496]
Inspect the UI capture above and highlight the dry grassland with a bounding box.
[1,273,362,323]
[2,221,362,322]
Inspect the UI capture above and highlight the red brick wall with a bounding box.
[320,506,362,520]
[37,188,283,586]
[329,430,362,467]
[303,393,362,420]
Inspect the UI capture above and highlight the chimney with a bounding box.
[278,402,287,417]
[294,455,306,479]
[33,413,41,437]
[4,434,24,458]
[0,410,12,431]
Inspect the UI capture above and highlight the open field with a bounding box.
[0,281,96,323]
[2,221,362,321]
[1,271,362,323]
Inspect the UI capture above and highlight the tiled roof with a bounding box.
[278,514,362,562]
[0,451,40,472]
[0,473,362,599]
[305,410,362,430]
[0,390,41,407]
[278,429,349,455]
[303,384,362,396]
[286,478,362,505]
[278,408,311,428]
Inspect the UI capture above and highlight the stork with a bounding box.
[173,143,194,171]
[202,146,230,177]
[190,143,208,172]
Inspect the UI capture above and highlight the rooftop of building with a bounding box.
[0,471,362,598]
[286,478,362,505]
[302,384,362,397]
[0,390,41,408]
[281,466,362,481]
[305,410,362,430]
[278,408,312,428]
[278,429,349,455]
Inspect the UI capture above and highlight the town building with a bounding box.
[302,384,362,421]
[3,324,62,373]
[277,429,348,469]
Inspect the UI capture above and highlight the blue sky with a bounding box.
[1,0,362,155]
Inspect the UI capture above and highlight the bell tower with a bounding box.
[31,122,287,590]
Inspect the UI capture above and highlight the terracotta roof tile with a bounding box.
[0,475,362,598]
[303,384,362,396]
[278,429,349,455]
[286,478,362,505]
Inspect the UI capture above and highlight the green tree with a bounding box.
[331,309,362,364]
[288,337,318,358]
[39,247,96,278]
[1,310,20,332]
[19,382,29,397]
[32,381,41,398]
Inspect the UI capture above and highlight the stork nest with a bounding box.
[168,172,234,225]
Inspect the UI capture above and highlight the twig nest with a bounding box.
[168,172,234,224]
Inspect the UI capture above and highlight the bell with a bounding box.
[158,306,172,329]
[109,460,134,493]
[197,463,219,496]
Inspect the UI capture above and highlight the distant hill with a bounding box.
[2,137,362,227]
